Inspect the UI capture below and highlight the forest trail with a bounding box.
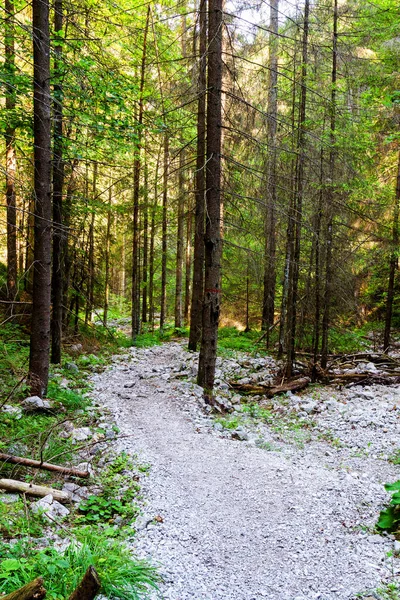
[91,342,399,600]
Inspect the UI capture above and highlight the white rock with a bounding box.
[22,396,53,411]
[71,427,92,442]
[2,405,22,419]
[31,494,70,521]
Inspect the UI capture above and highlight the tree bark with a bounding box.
[131,6,150,338]
[188,0,207,351]
[0,479,72,502]
[383,150,400,352]
[103,184,112,327]
[68,566,100,600]
[2,578,46,600]
[285,0,310,378]
[29,0,52,397]
[321,0,338,369]
[51,0,65,364]
[85,162,97,325]
[5,0,18,307]
[0,453,89,478]
[197,0,223,393]
[175,149,185,328]
[160,132,169,331]
[142,155,149,323]
[261,0,279,343]
[184,203,192,324]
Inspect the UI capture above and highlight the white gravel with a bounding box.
[91,341,400,600]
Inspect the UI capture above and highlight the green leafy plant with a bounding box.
[377,480,400,533]
[77,495,138,524]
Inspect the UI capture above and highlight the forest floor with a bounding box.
[91,340,400,600]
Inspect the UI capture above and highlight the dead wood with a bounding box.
[68,566,100,600]
[2,577,46,600]
[230,377,311,397]
[0,478,72,502]
[0,453,89,478]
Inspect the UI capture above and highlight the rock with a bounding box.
[213,422,224,432]
[22,396,53,412]
[231,394,242,405]
[31,494,70,521]
[62,483,89,502]
[231,427,249,441]
[237,377,251,385]
[0,493,20,504]
[394,540,400,555]
[71,427,92,442]
[65,362,79,373]
[59,378,69,389]
[105,428,116,440]
[301,401,317,414]
[76,462,94,475]
[2,405,22,419]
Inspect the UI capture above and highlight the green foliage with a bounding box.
[389,450,400,465]
[0,535,158,599]
[77,495,138,524]
[215,416,240,430]
[217,328,262,354]
[377,480,400,533]
[0,498,46,539]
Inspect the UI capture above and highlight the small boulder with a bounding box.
[71,427,92,442]
[22,396,53,412]
[62,483,89,502]
[31,494,70,521]
[2,405,22,419]
[65,362,79,373]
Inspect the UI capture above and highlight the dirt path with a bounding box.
[91,342,399,600]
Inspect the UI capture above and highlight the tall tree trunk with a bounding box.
[320,0,338,369]
[160,132,169,330]
[131,6,150,338]
[142,156,149,323]
[51,0,65,364]
[85,162,97,325]
[311,147,324,380]
[285,0,310,378]
[5,0,18,307]
[184,203,192,323]
[149,151,160,331]
[62,160,78,329]
[197,0,223,393]
[383,151,400,352]
[29,0,52,397]
[188,0,207,351]
[175,149,185,328]
[261,0,279,344]
[103,184,112,327]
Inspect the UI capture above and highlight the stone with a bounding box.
[394,540,400,555]
[213,422,224,432]
[62,483,90,502]
[2,405,22,419]
[71,427,92,442]
[65,362,79,373]
[231,427,249,441]
[231,394,242,405]
[31,494,70,521]
[0,493,20,504]
[70,343,83,354]
[301,401,317,414]
[22,396,53,412]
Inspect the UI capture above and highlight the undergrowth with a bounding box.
[0,320,158,598]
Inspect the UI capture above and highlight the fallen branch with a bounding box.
[68,566,100,600]
[2,577,46,600]
[230,377,310,397]
[0,479,72,503]
[0,453,89,478]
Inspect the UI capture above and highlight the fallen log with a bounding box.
[0,479,72,503]
[2,577,46,600]
[68,566,100,600]
[0,453,89,478]
[230,377,310,397]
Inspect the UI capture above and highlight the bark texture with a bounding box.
[29,0,52,397]
[198,0,223,392]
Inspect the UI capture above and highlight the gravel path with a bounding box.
[91,342,400,600]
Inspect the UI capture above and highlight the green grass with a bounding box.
[217,327,262,354]
[0,535,158,599]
